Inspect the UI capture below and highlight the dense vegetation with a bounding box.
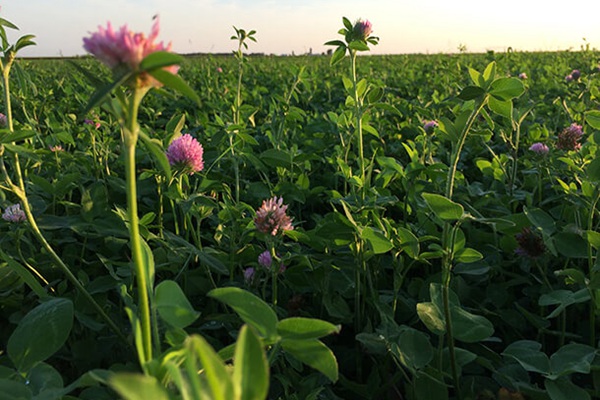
[1,18,600,399]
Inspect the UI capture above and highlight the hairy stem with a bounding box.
[124,87,154,365]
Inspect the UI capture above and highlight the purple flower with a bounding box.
[243,267,255,283]
[84,119,101,129]
[423,120,438,134]
[2,204,26,223]
[166,133,204,174]
[0,113,7,128]
[565,74,573,83]
[556,123,583,151]
[518,72,527,79]
[571,69,581,80]
[254,196,294,236]
[353,19,373,41]
[258,250,272,269]
[258,250,286,273]
[515,227,545,258]
[529,142,549,155]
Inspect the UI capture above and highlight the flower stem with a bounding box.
[123,88,154,365]
[440,97,486,400]
[270,244,278,307]
[350,50,365,200]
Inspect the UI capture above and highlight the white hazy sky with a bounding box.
[3,0,600,57]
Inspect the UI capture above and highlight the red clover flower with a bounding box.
[556,123,583,151]
[258,250,272,269]
[2,204,26,223]
[243,267,255,283]
[0,113,7,128]
[258,250,286,273]
[515,227,545,258]
[83,17,179,88]
[84,118,101,129]
[570,69,581,80]
[518,72,527,79]
[353,19,373,41]
[166,133,204,174]
[529,142,549,155]
[254,196,294,236]
[423,120,438,134]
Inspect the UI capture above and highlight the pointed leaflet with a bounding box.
[422,193,464,221]
[139,51,183,72]
[149,68,200,105]
[208,287,278,340]
[139,129,172,181]
[233,325,269,400]
[154,280,200,329]
[277,317,341,340]
[8,298,74,372]
[489,77,525,101]
[109,374,170,400]
[186,335,235,400]
[281,338,339,382]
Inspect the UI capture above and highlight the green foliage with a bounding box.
[7,298,74,373]
[0,17,600,399]
[209,287,340,382]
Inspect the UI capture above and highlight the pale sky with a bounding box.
[3,0,600,57]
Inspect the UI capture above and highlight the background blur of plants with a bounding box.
[0,13,600,400]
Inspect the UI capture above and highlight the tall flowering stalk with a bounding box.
[229,27,256,203]
[326,17,378,200]
[254,196,293,306]
[83,17,198,367]
[325,21,380,377]
[164,132,204,237]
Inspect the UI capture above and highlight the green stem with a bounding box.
[509,123,521,197]
[440,97,486,400]
[350,50,365,199]
[123,88,154,365]
[441,275,461,400]
[270,244,278,307]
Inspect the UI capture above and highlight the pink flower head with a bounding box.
[49,145,64,152]
[2,204,26,223]
[423,120,438,134]
[353,19,373,41]
[83,17,179,88]
[216,67,223,73]
[529,142,549,155]
[257,250,286,273]
[515,227,545,258]
[166,133,204,174]
[570,69,581,80]
[258,250,272,269]
[254,196,294,236]
[84,119,101,129]
[565,74,573,83]
[0,113,7,128]
[556,123,584,151]
[518,72,527,79]
[243,267,255,283]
